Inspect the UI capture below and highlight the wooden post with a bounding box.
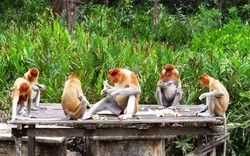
[28,124,35,156]
[223,115,227,156]
[14,125,23,156]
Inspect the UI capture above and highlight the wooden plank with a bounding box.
[24,126,224,139]
[11,104,224,128]
[12,116,224,125]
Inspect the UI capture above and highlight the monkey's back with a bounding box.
[212,80,230,116]
[61,80,81,112]
[217,82,230,111]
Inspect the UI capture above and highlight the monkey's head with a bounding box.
[200,74,210,87]
[164,64,175,76]
[108,68,122,83]
[68,74,79,80]
[30,68,39,76]
[28,68,39,81]
[19,82,30,96]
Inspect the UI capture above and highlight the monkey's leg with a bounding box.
[27,99,32,118]
[16,104,24,115]
[169,91,182,110]
[119,95,136,120]
[32,90,46,110]
[213,98,224,116]
[208,97,215,116]
[196,97,213,117]
[82,97,120,120]
[156,87,164,108]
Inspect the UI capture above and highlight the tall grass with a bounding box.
[0,4,249,155]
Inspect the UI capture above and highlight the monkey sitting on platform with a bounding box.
[156,64,182,108]
[83,68,141,120]
[61,74,90,120]
[196,74,229,117]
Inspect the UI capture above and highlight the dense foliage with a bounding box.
[0,1,249,155]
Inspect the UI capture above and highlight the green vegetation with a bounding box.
[0,1,249,155]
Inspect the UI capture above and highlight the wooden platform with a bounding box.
[10,103,227,156]
[12,103,224,125]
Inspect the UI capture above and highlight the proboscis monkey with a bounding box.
[156,64,182,108]
[23,68,46,110]
[197,74,229,117]
[8,78,32,123]
[83,68,141,120]
[61,74,89,120]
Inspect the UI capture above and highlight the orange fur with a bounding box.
[24,68,39,83]
[108,68,140,114]
[199,74,230,116]
[159,64,180,84]
[13,78,32,105]
[61,74,86,119]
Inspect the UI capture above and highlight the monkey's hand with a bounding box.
[82,113,92,120]
[199,93,207,100]
[176,87,182,95]
[31,85,39,91]
[101,88,108,95]
[37,84,46,90]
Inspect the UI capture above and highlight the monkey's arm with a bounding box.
[110,87,141,98]
[37,84,46,90]
[199,90,224,100]
[27,91,33,118]
[103,80,114,89]
[157,81,174,88]
[176,81,182,94]
[9,96,19,123]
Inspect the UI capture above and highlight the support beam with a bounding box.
[23,126,224,139]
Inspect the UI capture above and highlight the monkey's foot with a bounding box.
[39,106,47,110]
[196,112,213,117]
[118,114,132,120]
[31,106,47,111]
[82,114,92,120]
[169,106,178,111]
[31,107,38,111]
[158,105,164,110]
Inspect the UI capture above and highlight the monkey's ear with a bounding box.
[108,68,120,76]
